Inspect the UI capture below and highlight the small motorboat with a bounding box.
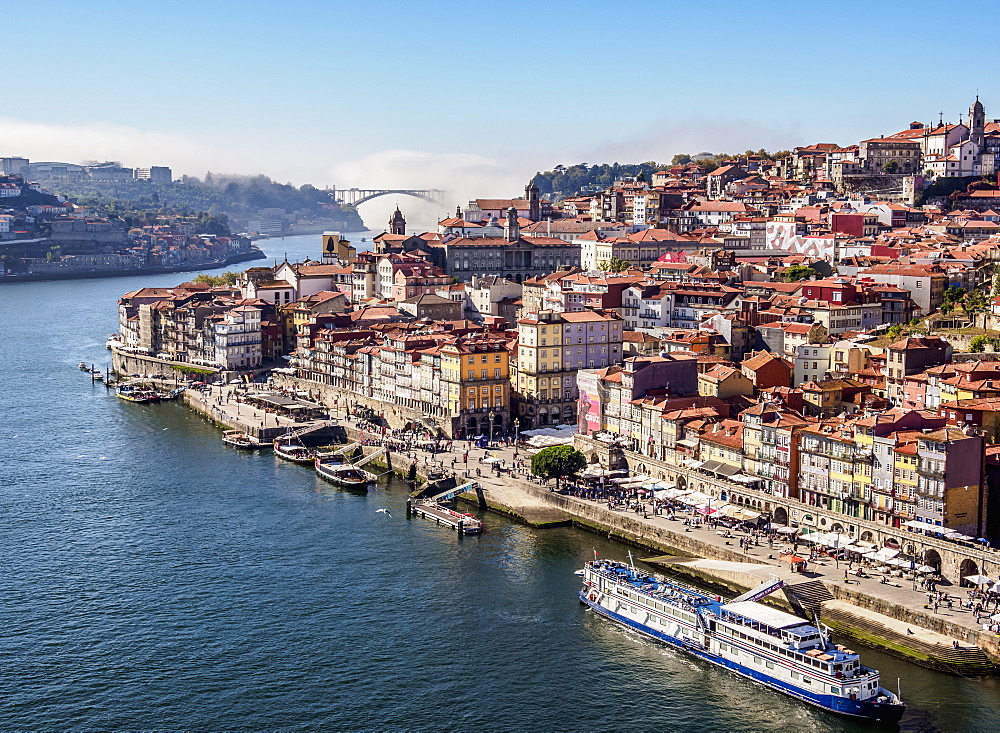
[79,361,89,370]
[222,430,268,449]
[91,372,104,382]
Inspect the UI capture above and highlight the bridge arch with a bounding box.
[334,188,445,206]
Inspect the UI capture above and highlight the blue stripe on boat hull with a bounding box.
[580,592,904,725]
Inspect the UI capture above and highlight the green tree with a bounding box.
[884,160,899,174]
[530,445,587,490]
[671,154,692,166]
[943,286,967,306]
[597,256,630,273]
[193,271,239,286]
[969,334,993,353]
[783,265,819,282]
[886,324,904,341]
[963,289,989,328]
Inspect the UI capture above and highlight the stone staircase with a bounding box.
[782,580,835,613]
[819,605,996,676]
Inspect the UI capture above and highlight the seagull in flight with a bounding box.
[375,508,392,518]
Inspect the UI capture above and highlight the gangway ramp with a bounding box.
[427,481,479,505]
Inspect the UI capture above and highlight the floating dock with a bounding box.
[408,500,483,535]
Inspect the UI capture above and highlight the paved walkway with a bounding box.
[387,435,997,639]
[193,383,314,433]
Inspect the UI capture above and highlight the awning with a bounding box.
[871,548,900,562]
[677,438,699,449]
[780,554,806,564]
[716,464,741,477]
[700,460,724,473]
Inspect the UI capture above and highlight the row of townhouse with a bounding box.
[578,355,989,538]
[117,284,268,370]
[293,328,511,439]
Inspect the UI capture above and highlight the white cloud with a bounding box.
[328,149,532,206]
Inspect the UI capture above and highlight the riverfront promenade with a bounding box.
[168,384,1000,668]
[380,434,999,668]
[185,383,326,440]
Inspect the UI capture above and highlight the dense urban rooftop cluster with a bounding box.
[116,97,1000,545]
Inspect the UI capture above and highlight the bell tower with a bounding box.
[504,206,520,242]
[970,95,986,148]
[389,206,406,235]
[526,180,541,221]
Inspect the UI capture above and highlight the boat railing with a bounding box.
[589,563,715,606]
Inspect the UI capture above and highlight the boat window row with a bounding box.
[620,589,697,625]
[720,625,835,673]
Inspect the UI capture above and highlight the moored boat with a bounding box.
[222,430,268,449]
[314,453,373,490]
[579,559,905,724]
[274,436,315,464]
[78,361,89,370]
[116,386,158,403]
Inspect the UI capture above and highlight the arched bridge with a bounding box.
[331,187,446,206]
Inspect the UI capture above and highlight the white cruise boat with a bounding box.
[580,559,905,724]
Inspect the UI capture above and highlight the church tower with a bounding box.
[389,206,406,235]
[504,206,520,242]
[970,96,986,148]
[526,181,541,221]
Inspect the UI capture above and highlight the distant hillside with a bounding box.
[531,151,793,201]
[530,162,666,201]
[48,175,364,232]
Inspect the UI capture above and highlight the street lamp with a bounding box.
[513,417,520,457]
[488,410,495,445]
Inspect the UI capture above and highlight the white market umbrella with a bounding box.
[916,565,936,574]
[963,574,994,585]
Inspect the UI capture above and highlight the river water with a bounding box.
[1,233,998,731]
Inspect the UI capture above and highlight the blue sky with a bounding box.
[1,0,991,199]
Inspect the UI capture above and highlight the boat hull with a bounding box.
[222,434,267,450]
[274,445,314,464]
[579,592,905,725]
[315,462,370,491]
